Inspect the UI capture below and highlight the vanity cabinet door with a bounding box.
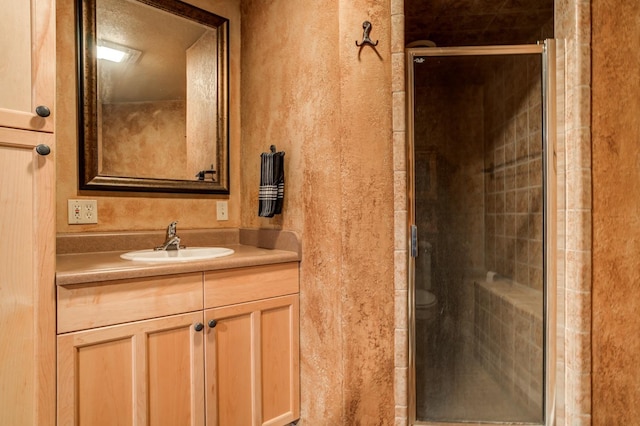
[205,295,300,426]
[57,311,205,426]
[0,0,54,132]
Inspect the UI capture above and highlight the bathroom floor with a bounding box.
[415,315,540,423]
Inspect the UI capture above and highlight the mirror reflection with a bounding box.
[79,0,229,193]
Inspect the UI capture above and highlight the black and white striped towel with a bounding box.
[258,150,285,217]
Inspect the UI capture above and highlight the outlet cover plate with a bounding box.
[68,199,98,224]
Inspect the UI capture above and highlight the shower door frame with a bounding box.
[406,40,558,426]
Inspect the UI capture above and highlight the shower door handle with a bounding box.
[410,225,418,258]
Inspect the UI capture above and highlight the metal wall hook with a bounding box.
[355,21,379,47]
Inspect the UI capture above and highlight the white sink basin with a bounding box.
[120,247,234,262]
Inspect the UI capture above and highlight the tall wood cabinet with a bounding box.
[0,0,56,424]
[57,263,300,426]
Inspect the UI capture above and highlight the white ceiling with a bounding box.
[97,0,209,103]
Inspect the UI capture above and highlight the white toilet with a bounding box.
[415,242,438,321]
[415,288,438,320]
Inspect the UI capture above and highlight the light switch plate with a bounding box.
[216,201,228,221]
[68,199,98,224]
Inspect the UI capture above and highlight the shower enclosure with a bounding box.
[407,42,557,425]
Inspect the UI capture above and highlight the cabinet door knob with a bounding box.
[208,319,218,328]
[35,105,51,118]
[35,144,51,156]
[194,322,204,332]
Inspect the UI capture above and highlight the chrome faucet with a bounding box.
[155,221,183,251]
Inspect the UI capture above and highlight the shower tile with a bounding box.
[529,102,542,132]
[394,367,408,406]
[394,250,408,291]
[529,186,542,213]
[516,111,528,140]
[392,92,406,132]
[485,172,495,193]
[506,190,516,213]
[515,214,528,239]
[566,289,591,334]
[495,145,506,167]
[394,211,407,250]
[566,328,591,373]
[567,85,591,131]
[505,255,516,278]
[566,127,591,171]
[390,0,402,16]
[392,53,405,93]
[496,192,506,214]
[529,159,543,189]
[504,140,515,163]
[390,14,404,54]
[529,267,543,291]
[516,163,528,188]
[516,189,528,213]
[395,290,408,330]
[516,262,529,285]
[515,311,531,337]
[393,131,406,171]
[394,171,407,211]
[505,118,517,144]
[567,167,592,211]
[566,210,591,252]
[394,417,407,426]
[496,213,505,237]
[495,169,505,192]
[567,370,592,417]
[528,213,543,241]
[395,329,408,367]
[504,166,516,190]
[566,249,591,292]
[529,240,543,266]
[516,237,528,262]
[505,214,516,238]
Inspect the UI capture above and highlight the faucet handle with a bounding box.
[167,221,178,237]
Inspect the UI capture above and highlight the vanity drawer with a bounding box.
[204,262,299,308]
[57,273,203,333]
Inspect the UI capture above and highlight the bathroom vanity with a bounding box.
[55,229,301,426]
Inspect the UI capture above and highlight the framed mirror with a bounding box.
[77,0,229,194]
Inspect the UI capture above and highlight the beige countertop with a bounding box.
[56,228,301,286]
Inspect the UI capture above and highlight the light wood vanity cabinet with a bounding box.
[57,311,206,425]
[57,262,300,426]
[204,262,300,426]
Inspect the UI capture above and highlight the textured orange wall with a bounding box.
[56,0,241,233]
[240,0,395,423]
[592,0,640,423]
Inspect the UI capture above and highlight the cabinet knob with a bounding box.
[35,144,51,156]
[208,319,218,328]
[35,105,51,118]
[194,322,204,332]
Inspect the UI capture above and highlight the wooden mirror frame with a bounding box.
[77,0,230,194]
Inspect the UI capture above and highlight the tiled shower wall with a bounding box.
[483,55,544,290]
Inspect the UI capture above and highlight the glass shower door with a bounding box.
[408,42,556,425]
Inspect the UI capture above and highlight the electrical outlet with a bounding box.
[216,201,228,221]
[68,199,98,224]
